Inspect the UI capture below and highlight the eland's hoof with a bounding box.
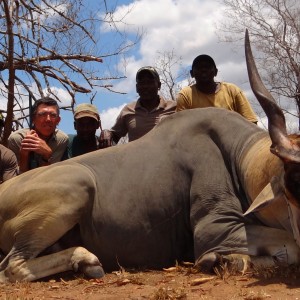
[82,264,105,279]
[195,252,221,273]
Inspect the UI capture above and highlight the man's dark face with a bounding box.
[136,72,161,100]
[74,117,99,141]
[191,61,217,84]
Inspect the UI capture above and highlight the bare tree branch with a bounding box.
[0,0,140,144]
[154,50,190,101]
[218,0,300,128]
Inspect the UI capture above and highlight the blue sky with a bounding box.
[2,0,298,134]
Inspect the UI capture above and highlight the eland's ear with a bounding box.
[244,176,284,215]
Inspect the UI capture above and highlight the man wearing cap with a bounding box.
[176,54,257,123]
[8,97,68,173]
[99,66,176,147]
[68,103,101,157]
[0,113,18,183]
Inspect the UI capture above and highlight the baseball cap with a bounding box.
[192,54,216,69]
[136,66,160,81]
[74,103,100,121]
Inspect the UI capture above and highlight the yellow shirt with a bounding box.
[176,82,257,123]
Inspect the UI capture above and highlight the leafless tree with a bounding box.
[0,0,139,144]
[154,50,191,101]
[218,0,300,128]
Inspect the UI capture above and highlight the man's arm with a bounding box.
[176,89,192,112]
[98,109,128,148]
[98,130,118,149]
[1,147,18,182]
[234,90,258,124]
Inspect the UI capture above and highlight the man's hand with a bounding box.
[21,130,52,160]
[99,130,114,149]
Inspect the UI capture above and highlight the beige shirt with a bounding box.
[111,97,177,142]
[8,128,68,168]
[176,82,258,123]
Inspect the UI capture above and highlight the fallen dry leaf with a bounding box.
[182,262,194,267]
[190,276,215,286]
[116,278,131,286]
[236,277,249,281]
[163,267,178,272]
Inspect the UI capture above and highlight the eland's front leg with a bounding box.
[0,247,104,282]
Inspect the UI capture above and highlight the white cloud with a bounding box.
[47,87,72,107]
[100,104,126,129]
[104,0,232,91]
[99,0,241,88]
[135,0,221,61]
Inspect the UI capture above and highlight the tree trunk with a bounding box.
[2,0,15,146]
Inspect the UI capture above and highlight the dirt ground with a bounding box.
[1,263,300,300]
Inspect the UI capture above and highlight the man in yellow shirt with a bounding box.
[176,54,257,123]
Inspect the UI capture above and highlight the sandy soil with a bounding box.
[1,264,300,300]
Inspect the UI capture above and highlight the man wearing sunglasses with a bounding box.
[8,97,68,173]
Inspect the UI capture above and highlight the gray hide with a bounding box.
[0,107,299,282]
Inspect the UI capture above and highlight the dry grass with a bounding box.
[240,289,271,300]
[1,261,299,300]
[151,287,187,300]
[251,264,300,279]
[0,281,36,300]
